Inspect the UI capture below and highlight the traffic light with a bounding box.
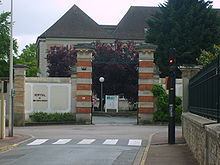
[169,59,175,64]
[169,48,176,65]
[168,48,176,78]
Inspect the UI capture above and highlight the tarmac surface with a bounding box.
[0,117,199,165]
[0,129,199,165]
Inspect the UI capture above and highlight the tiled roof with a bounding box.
[113,6,159,40]
[39,5,112,39]
[38,5,220,41]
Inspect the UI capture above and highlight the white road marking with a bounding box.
[27,139,49,146]
[52,139,72,145]
[103,139,118,145]
[77,139,96,144]
[128,139,142,146]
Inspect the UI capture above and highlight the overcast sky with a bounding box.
[1,0,220,54]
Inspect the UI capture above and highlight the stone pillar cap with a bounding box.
[135,43,158,50]
[75,43,95,49]
[178,65,202,70]
[14,64,29,69]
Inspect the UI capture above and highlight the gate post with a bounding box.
[136,43,158,124]
[179,65,201,112]
[75,44,94,124]
[14,64,28,126]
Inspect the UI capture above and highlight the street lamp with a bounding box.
[99,77,104,111]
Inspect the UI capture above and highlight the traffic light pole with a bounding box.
[168,72,175,144]
[168,48,176,144]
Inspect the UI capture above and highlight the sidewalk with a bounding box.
[0,134,31,152]
[145,131,199,165]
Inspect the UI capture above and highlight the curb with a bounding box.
[0,136,33,152]
[140,133,156,165]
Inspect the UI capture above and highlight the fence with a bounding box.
[189,57,220,122]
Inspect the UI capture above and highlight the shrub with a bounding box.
[151,84,166,97]
[29,112,76,122]
[153,110,168,122]
[151,84,182,123]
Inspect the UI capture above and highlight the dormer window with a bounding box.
[144,28,148,33]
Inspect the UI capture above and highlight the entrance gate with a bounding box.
[75,43,158,124]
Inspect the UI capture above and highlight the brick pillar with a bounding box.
[75,44,94,124]
[136,44,158,124]
[14,64,28,126]
[71,67,77,113]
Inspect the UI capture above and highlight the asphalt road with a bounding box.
[0,117,181,165]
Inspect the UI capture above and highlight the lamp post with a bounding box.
[8,0,14,137]
[99,77,104,111]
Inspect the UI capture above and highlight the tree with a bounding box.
[0,12,18,77]
[47,46,77,77]
[197,44,220,66]
[146,0,220,77]
[46,42,139,105]
[92,41,138,105]
[16,43,39,77]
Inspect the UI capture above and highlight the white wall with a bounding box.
[24,78,74,120]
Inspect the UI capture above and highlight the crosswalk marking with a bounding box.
[26,138,144,146]
[52,139,72,145]
[128,139,142,146]
[103,139,118,145]
[77,139,96,145]
[27,139,48,146]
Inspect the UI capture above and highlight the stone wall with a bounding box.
[182,112,220,165]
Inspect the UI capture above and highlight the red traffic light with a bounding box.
[169,59,175,64]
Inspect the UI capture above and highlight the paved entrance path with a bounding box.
[92,116,137,125]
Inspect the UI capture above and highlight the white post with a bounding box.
[99,77,104,112]
[101,82,103,111]
[8,0,14,137]
[0,82,6,139]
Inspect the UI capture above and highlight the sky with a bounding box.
[1,0,220,54]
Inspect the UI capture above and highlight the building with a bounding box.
[36,5,159,76]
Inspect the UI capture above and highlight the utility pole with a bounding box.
[8,0,14,137]
[168,48,176,144]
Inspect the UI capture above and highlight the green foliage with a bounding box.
[146,0,220,77]
[197,45,220,66]
[151,84,182,123]
[175,105,183,123]
[156,94,168,112]
[47,46,77,77]
[29,112,76,122]
[16,43,39,77]
[93,41,138,104]
[153,110,168,122]
[151,84,166,97]
[0,12,18,77]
